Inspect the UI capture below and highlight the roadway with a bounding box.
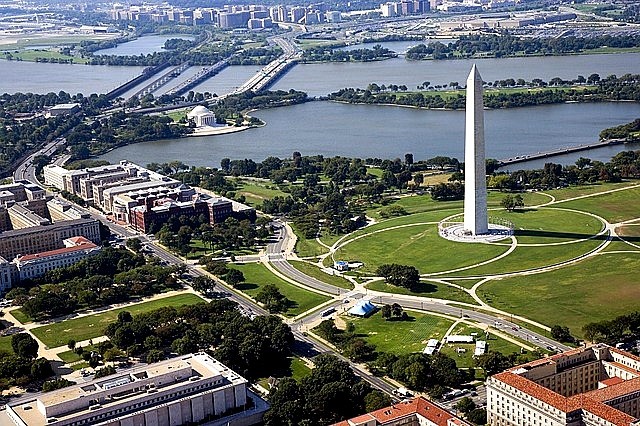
[13,137,66,183]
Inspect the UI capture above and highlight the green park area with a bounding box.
[257,356,312,389]
[366,279,477,305]
[344,310,453,354]
[233,179,288,207]
[31,293,206,349]
[557,186,640,223]
[438,324,530,368]
[477,253,640,337]
[2,49,89,64]
[289,260,353,290]
[231,263,331,316]
[0,335,13,354]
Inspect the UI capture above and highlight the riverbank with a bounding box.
[190,125,250,137]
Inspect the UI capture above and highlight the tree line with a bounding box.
[405,34,640,60]
[302,44,397,62]
[327,73,640,110]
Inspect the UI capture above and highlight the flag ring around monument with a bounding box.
[438,214,514,243]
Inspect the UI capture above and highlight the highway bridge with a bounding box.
[498,138,626,166]
[128,62,190,99]
[230,37,302,95]
[163,59,229,98]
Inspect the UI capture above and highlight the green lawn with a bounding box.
[257,356,312,389]
[289,260,354,290]
[366,280,477,305]
[491,207,604,244]
[346,310,453,354]
[447,239,603,278]
[163,109,188,122]
[544,181,639,202]
[439,324,528,368]
[2,49,89,64]
[71,361,90,371]
[0,335,13,354]
[478,253,640,336]
[231,263,331,317]
[31,293,206,349]
[234,180,288,207]
[618,225,640,238]
[557,186,640,223]
[291,224,328,258]
[58,345,96,363]
[334,223,509,274]
[10,309,32,324]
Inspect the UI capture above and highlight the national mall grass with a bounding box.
[31,293,206,349]
[231,263,330,316]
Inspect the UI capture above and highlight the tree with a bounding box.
[191,276,216,293]
[364,390,392,412]
[550,325,574,343]
[391,303,403,318]
[225,269,245,287]
[12,334,39,359]
[501,194,524,211]
[475,351,512,377]
[467,408,487,425]
[67,339,76,350]
[376,264,420,290]
[455,396,476,414]
[256,284,289,314]
[126,238,142,251]
[381,304,392,320]
[30,358,54,380]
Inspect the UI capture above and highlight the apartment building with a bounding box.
[3,353,269,426]
[486,344,640,426]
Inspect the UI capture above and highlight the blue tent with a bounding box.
[348,300,377,317]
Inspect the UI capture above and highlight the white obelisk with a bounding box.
[463,64,488,235]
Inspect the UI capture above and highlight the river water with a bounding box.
[272,52,640,97]
[95,34,195,56]
[99,101,640,168]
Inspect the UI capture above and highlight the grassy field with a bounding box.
[438,324,527,368]
[334,223,509,274]
[234,180,288,207]
[346,310,453,354]
[257,356,311,389]
[478,253,640,336]
[10,309,32,325]
[446,239,602,278]
[31,293,206,349]
[618,225,640,238]
[366,280,477,305]
[557,186,640,223]
[291,224,329,258]
[58,345,96,363]
[0,335,13,354]
[491,207,604,244]
[544,181,639,201]
[289,260,353,290]
[231,263,331,316]
[163,109,188,123]
[2,49,89,64]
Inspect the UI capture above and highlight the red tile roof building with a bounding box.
[332,396,470,426]
[487,344,640,426]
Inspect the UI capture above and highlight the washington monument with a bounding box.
[463,64,488,235]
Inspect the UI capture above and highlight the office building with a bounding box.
[13,236,100,280]
[333,396,470,425]
[487,344,640,426]
[3,353,268,426]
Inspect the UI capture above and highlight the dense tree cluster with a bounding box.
[303,44,396,62]
[264,354,391,425]
[405,34,640,60]
[0,334,54,391]
[6,247,181,321]
[582,311,640,346]
[104,299,294,380]
[375,264,420,290]
[430,182,464,201]
[600,118,640,141]
[228,46,283,65]
[255,284,290,314]
[67,112,192,160]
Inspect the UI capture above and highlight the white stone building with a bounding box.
[3,353,268,426]
[187,105,220,127]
